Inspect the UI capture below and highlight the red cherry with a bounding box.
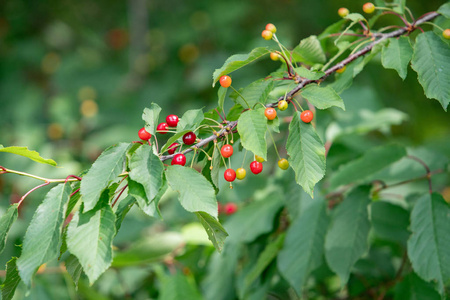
[138,127,151,141]
[224,202,238,215]
[183,132,197,145]
[224,168,236,182]
[168,142,180,155]
[166,114,179,127]
[157,122,169,134]
[250,161,263,174]
[171,153,186,166]
[264,107,277,120]
[220,144,234,158]
[300,110,314,123]
[219,75,232,88]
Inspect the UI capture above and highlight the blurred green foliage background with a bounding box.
[0,0,449,298]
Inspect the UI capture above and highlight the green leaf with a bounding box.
[196,212,228,253]
[294,67,325,80]
[165,165,218,218]
[244,234,284,292]
[80,143,129,211]
[233,79,275,109]
[237,109,267,160]
[328,57,363,94]
[0,204,18,255]
[217,86,227,111]
[286,112,326,197]
[330,144,407,189]
[17,183,71,287]
[142,103,162,135]
[177,108,204,132]
[158,271,203,300]
[301,84,345,110]
[394,272,441,300]
[114,195,135,232]
[112,232,184,267]
[325,186,371,285]
[411,32,450,111]
[278,196,328,295]
[1,258,21,300]
[407,193,450,294]
[212,47,270,86]
[371,201,410,244]
[65,255,83,289]
[0,146,57,166]
[344,13,365,22]
[161,130,191,154]
[437,2,450,19]
[226,193,284,244]
[292,36,326,65]
[128,177,165,218]
[392,0,406,14]
[381,37,413,80]
[129,144,164,203]
[66,199,116,284]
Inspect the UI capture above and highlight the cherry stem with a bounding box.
[407,155,433,194]
[112,184,128,207]
[214,108,226,122]
[70,188,80,198]
[241,150,247,168]
[381,11,410,27]
[267,126,281,160]
[18,182,51,207]
[204,117,222,126]
[230,86,251,109]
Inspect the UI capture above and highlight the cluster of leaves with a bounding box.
[0,1,449,299]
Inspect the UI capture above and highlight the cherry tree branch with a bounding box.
[159,11,439,163]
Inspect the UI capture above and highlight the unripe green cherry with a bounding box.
[278,158,289,170]
[443,29,450,40]
[363,2,375,14]
[255,155,264,163]
[261,30,273,40]
[236,168,246,180]
[338,7,349,18]
[278,100,288,111]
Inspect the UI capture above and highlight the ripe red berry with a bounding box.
[219,75,232,88]
[138,127,152,141]
[265,107,277,120]
[157,122,169,134]
[443,29,450,40]
[166,114,179,127]
[265,23,277,33]
[171,153,186,166]
[182,132,197,145]
[250,161,263,174]
[300,110,314,123]
[168,142,180,155]
[261,30,273,40]
[221,144,234,158]
[363,2,375,14]
[224,169,236,182]
[224,202,238,215]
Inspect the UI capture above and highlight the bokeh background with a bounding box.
[0,0,449,298]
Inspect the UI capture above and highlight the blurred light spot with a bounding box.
[148,29,165,48]
[133,54,151,75]
[78,86,97,101]
[44,21,74,49]
[47,123,64,140]
[178,43,199,64]
[41,52,60,74]
[106,28,128,50]
[190,11,210,30]
[80,100,98,117]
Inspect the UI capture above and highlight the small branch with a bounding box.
[407,155,433,193]
[0,166,80,183]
